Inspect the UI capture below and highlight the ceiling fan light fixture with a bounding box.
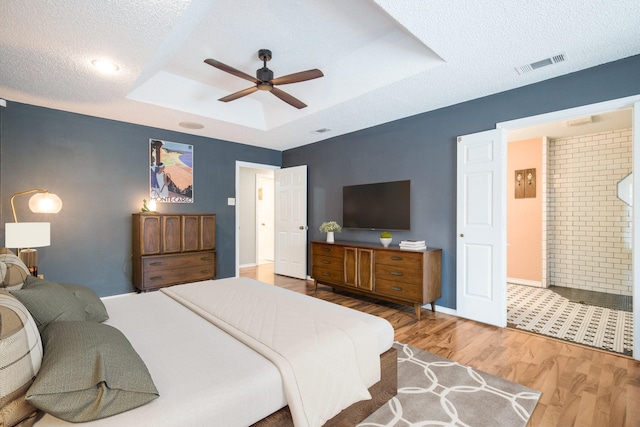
[204,49,323,109]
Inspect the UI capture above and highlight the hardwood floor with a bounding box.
[241,264,640,427]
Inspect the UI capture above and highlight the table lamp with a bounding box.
[4,189,63,276]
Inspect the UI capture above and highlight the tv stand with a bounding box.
[311,241,442,320]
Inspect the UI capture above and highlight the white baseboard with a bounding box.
[239,263,257,269]
[428,304,457,316]
[507,277,543,288]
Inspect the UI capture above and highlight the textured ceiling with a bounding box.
[1,0,639,151]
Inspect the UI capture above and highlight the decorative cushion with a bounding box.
[21,276,109,323]
[0,290,43,427]
[10,281,87,331]
[0,249,30,290]
[27,321,159,422]
[59,282,109,323]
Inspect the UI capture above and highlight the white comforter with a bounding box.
[162,277,381,427]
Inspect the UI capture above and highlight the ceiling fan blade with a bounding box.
[219,86,258,102]
[270,87,307,109]
[204,58,260,84]
[270,69,323,85]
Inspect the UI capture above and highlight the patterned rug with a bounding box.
[507,283,633,355]
[358,342,540,427]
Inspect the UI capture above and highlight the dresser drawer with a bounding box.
[143,265,215,289]
[312,243,344,258]
[375,278,422,301]
[312,254,344,272]
[312,266,346,285]
[374,264,423,286]
[375,250,424,269]
[143,252,216,271]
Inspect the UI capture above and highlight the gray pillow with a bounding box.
[10,282,87,331]
[27,321,159,422]
[59,282,109,322]
[21,276,109,323]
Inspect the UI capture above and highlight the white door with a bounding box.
[275,165,308,279]
[456,129,507,327]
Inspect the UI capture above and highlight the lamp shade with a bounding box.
[29,192,63,213]
[5,222,51,248]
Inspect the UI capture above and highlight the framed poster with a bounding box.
[149,139,193,203]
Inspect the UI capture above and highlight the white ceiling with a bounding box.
[1,0,639,151]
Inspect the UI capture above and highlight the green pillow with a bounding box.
[59,282,109,322]
[21,276,109,323]
[10,282,86,331]
[27,321,159,422]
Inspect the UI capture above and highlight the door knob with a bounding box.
[460,233,464,237]
[299,225,308,230]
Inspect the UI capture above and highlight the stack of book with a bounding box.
[399,240,426,250]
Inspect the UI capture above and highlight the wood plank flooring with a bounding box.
[241,264,640,427]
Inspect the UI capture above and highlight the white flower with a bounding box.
[319,221,342,233]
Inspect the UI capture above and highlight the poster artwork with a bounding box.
[149,139,193,203]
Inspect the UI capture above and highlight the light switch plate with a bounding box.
[228,197,236,206]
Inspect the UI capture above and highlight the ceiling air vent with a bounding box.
[515,53,566,75]
[312,128,331,134]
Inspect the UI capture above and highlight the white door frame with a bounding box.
[497,93,640,360]
[235,161,280,278]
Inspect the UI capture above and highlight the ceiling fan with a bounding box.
[204,49,323,109]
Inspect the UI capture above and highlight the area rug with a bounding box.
[507,283,633,355]
[358,342,541,427]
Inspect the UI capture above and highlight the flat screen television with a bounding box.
[343,180,410,230]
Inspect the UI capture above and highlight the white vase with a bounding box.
[380,237,392,248]
[326,231,334,243]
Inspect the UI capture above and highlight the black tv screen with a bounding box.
[343,180,410,230]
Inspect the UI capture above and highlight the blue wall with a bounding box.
[0,103,281,296]
[2,55,639,303]
[283,54,640,309]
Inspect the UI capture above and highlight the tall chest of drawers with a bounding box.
[132,214,216,291]
[312,241,441,320]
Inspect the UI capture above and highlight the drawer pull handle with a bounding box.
[322,248,330,252]
[201,256,213,261]
[322,260,330,264]
[390,271,403,276]
[322,272,331,277]
[391,286,402,291]
[391,256,403,261]
[201,269,211,274]
[149,262,163,266]
[150,276,163,281]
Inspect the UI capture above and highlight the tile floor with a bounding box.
[549,286,632,312]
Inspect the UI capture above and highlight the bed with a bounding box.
[2,271,396,427]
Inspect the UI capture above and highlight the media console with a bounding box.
[311,241,442,320]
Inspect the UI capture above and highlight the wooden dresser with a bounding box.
[312,241,441,319]
[132,213,216,292]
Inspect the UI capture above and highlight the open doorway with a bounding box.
[236,162,278,276]
[506,109,634,356]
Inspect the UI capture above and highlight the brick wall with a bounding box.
[548,128,632,295]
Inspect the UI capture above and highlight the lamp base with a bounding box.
[19,248,38,277]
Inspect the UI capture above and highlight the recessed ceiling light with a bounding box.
[91,58,119,73]
[179,121,204,129]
